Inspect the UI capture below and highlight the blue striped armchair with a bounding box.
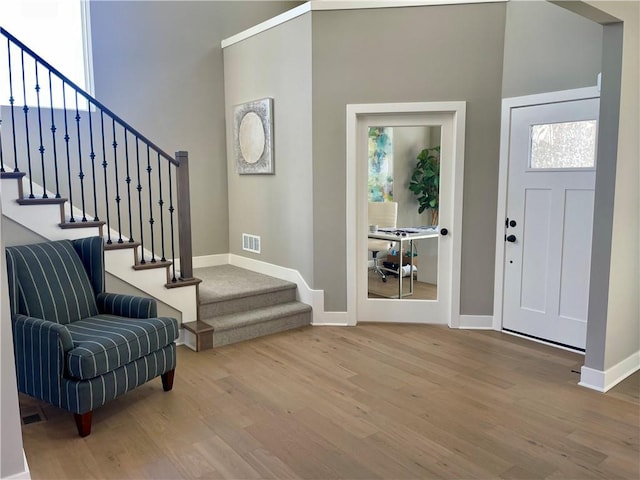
[5,236,178,437]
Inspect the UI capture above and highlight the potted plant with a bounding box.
[408,146,440,226]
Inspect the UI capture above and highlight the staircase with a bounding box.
[0,170,201,325]
[0,26,199,325]
[1,26,312,350]
[183,265,312,350]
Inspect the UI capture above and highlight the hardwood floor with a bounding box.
[20,325,639,479]
[368,270,437,299]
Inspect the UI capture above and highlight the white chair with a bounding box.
[368,201,397,282]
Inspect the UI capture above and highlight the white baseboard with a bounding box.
[191,254,230,269]
[3,452,30,479]
[579,350,640,392]
[457,315,494,329]
[192,253,349,326]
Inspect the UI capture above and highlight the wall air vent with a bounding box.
[242,233,261,254]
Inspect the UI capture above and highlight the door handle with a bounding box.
[440,228,448,236]
[506,234,517,243]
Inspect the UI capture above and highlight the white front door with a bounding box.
[502,94,599,350]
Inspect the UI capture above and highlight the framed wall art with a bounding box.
[234,97,274,174]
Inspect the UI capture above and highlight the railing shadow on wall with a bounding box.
[0,26,194,282]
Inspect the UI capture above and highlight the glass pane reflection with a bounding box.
[367,125,440,300]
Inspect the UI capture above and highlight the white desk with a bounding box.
[368,227,439,299]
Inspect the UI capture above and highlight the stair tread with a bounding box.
[133,260,172,271]
[1,171,26,179]
[60,220,106,229]
[104,241,141,250]
[201,301,311,332]
[182,320,215,334]
[165,277,202,289]
[17,197,67,205]
[195,265,297,305]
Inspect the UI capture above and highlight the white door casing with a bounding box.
[346,102,466,327]
[494,88,600,350]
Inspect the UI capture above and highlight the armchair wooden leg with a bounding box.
[74,411,92,437]
[161,369,175,391]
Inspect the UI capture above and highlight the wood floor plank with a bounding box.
[19,325,639,480]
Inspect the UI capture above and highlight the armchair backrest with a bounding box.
[5,237,105,324]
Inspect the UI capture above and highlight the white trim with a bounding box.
[346,101,466,328]
[579,351,640,393]
[310,0,505,10]
[457,315,494,329]
[191,253,230,269]
[226,254,349,326]
[181,329,196,351]
[492,86,601,332]
[81,0,95,98]
[221,2,311,48]
[221,0,506,48]
[2,452,30,479]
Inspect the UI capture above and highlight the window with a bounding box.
[0,0,93,108]
[530,120,597,169]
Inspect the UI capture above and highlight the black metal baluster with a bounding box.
[100,112,112,243]
[87,100,98,220]
[146,145,156,262]
[167,163,177,282]
[62,84,74,221]
[2,30,187,270]
[7,40,19,172]
[21,51,34,197]
[123,130,134,242]
[157,152,166,262]
[135,139,146,263]
[48,71,60,198]
[75,92,87,221]
[111,119,123,243]
[34,60,47,198]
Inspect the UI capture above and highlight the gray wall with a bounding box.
[312,3,507,312]
[584,22,623,372]
[88,0,302,257]
[579,0,639,374]
[393,126,439,229]
[224,14,313,281]
[502,0,603,98]
[0,205,27,480]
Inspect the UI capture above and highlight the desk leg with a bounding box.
[398,238,403,299]
[409,239,414,295]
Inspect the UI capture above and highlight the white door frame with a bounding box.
[492,86,601,332]
[346,101,466,327]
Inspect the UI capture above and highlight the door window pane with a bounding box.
[530,120,597,169]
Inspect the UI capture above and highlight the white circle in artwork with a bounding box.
[239,112,265,164]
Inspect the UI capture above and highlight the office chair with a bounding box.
[368,201,398,282]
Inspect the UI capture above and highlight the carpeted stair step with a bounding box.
[195,265,298,317]
[201,301,312,348]
[200,285,297,318]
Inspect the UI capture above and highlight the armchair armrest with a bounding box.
[12,314,74,407]
[96,292,158,319]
